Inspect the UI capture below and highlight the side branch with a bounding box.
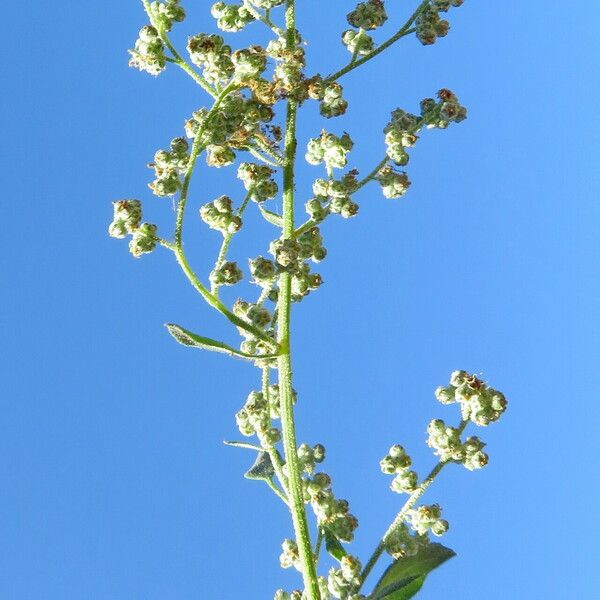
[325,0,429,83]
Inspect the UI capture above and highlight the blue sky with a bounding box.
[2,1,599,598]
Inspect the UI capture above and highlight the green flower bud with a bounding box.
[200,195,243,235]
[462,436,488,470]
[434,0,464,13]
[306,132,354,171]
[232,45,267,80]
[210,261,243,286]
[187,33,234,84]
[206,144,236,167]
[390,470,418,493]
[320,83,348,119]
[305,197,330,222]
[347,0,388,30]
[384,523,428,559]
[109,200,142,238]
[270,238,301,269]
[211,2,255,32]
[407,504,447,536]
[380,444,412,474]
[249,256,277,286]
[341,29,375,56]
[376,165,411,199]
[129,222,158,257]
[279,538,301,570]
[128,25,167,75]
[427,418,465,462]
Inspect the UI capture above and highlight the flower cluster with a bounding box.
[238,162,278,202]
[308,172,360,220]
[128,26,166,75]
[279,538,301,571]
[232,46,268,81]
[233,300,276,358]
[187,33,234,84]
[200,195,243,234]
[435,370,508,426]
[327,555,362,600]
[341,29,374,57]
[210,261,243,287]
[317,82,349,119]
[384,523,429,559]
[265,383,297,419]
[297,443,326,474]
[235,389,280,445]
[267,35,306,94]
[305,473,358,542]
[268,236,324,302]
[347,0,387,30]
[427,419,488,470]
[406,504,449,537]
[108,200,158,258]
[380,445,418,494]
[376,165,410,199]
[306,132,354,172]
[211,2,255,32]
[185,93,274,166]
[146,0,186,32]
[148,137,190,197]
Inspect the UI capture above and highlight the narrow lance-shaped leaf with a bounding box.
[323,527,347,561]
[245,451,275,481]
[165,323,278,361]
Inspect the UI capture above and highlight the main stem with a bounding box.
[276,3,320,599]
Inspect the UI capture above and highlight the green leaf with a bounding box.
[324,527,347,561]
[370,543,455,600]
[165,323,278,361]
[244,451,275,481]
[259,205,284,227]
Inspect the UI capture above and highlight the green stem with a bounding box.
[355,157,388,191]
[243,0,285,37]
[274,3,320,600]
[169,83,277,348]
[262,367,290,498]
[359,419,469,589]
[325,0,429,83]
[211,191,253,296]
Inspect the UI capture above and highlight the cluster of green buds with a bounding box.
[146,0,186,32]
[406,504,449,537]
[327,555,362,600]
[341,0,387,57]
[414,1,464,45]
[297,443,326,475]
[200,195,242,234]
[268,236,324,302]
[435,370,508,426]
[304,473,358,542]
[266,34,306,94]
[380,445,418,494]
[376,165,410,199]
[128,25,166,75]
[108,200,158,258]
[185,93,274,166]
[279,538,301,571]
[306,132,354,172]
[347,0,387,30]
[384,522,429,559]
[148,137,190,196]
[308,171,360,220]
[233,300,276,359]
[232,46,268,81]
[238,162,278,202]
[427,419,488,470]
[235,390,280,445]
[307,79,349,119]
[187,33,234,85]
[211,2,255,32]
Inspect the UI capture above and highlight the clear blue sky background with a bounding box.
[2,1,599,598]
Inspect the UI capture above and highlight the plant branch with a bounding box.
[359,419,469,589]
[325,0,429,83]
[141,0,217,98]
